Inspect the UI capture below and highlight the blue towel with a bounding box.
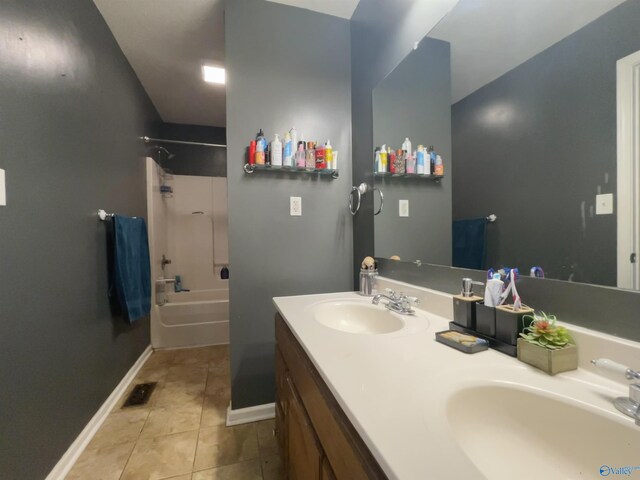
[452,218,486,270]
[112,215,151,323]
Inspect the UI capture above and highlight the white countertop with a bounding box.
[273,279,639,480]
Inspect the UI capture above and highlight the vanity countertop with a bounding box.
[273,280,639,480]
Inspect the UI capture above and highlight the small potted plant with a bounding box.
[517,312,577,375]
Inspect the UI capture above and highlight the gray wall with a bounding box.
[452,0,640,286]
[372,38,452,264]
[350,0,456,287]
[0,1,159,478]
[225,0,353,409]
[154,122,227,177]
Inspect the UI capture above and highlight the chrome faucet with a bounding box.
[592,358,640,426]
[372,289,419,315]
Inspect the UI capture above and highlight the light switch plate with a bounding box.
[290,196,302,216]
[595,193,613,215]
[399,199,409,217]
[0,169,5,206]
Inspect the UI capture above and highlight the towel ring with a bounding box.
[348,183,369,216]
[373,187,384,216]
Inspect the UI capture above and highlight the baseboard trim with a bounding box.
[45,345,153,480]
[226,402,275,426]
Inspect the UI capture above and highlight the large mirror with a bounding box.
[372,0,640,289]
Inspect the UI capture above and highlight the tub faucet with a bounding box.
[372,289,419,315]
[592,358,640,426]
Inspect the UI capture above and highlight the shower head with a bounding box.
[148,145,175,160]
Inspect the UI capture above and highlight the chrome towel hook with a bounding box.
[349,183,369,216]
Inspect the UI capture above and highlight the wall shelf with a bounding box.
[374,172,443,182]
[244,163,339,179]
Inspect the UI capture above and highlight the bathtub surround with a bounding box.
[225,0,353,409]
[0,0,159,478]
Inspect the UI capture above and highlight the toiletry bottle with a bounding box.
[402,137,412,157]
[395,149,405,174]
[315,143,326,169]
[380,144,388,173]
[256,129,266,152]
[306,141,316,170]
[389,147,396,174]
[332,150,338,171]
[406,151,416,174]
[374,148,381,173]
[255,140,265,165]
[271,134,282,167]
[283,131,293,167]
[416,145,425,174]
[434,154,444,176]
[290,127,298,151]
[325,140,333,170]
[248,140,256,165]
[295,142,306,168]
[429,145,436,175]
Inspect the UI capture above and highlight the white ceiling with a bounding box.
[93,0,226,127]
[428,0,628,103]
[265,0,362,19]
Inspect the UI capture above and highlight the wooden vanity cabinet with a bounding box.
[275,313,387,480]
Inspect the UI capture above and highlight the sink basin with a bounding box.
[313,301,405,334]
[447,385,640,479]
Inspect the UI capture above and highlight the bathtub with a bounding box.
[151,288,229,348]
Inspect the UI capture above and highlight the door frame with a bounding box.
[616,50,640,289]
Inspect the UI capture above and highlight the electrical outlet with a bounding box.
[399,199,409,217]
[595,193,613,215]
[290,196,302,216]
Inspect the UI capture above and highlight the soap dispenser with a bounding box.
[452,278,484,330]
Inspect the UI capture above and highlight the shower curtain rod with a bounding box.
[141,136,226,148]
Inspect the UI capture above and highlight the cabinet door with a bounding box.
[275,347,288,461]
[287,376,322,480]
[321,456,337,480]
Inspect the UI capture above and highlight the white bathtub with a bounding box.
[151,288,229,348]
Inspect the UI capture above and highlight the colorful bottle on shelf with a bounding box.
[306,141,316,170]
[315,143,326,169]
[416,145,425,174]
[379,144,388,173]
[434,155,444,176]
[395,149,405,174]
[429,145,436,175]
[248,140,256,165]
[295,142,306,168]
[255,140,265,165]
[283,131,293,167]
[325,140,333,170]
[256,129,266,152]
[389,147,396,174]
[271,134,282,167]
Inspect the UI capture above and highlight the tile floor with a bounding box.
[66,345,283,480]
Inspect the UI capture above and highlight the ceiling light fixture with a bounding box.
[203,65,225,84]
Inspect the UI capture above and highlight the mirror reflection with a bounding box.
[372,0,640,289]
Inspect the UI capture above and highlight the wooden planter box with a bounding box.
[516,338,578,375]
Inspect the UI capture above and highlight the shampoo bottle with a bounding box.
[255,140,265,165]
[290,127,298,150]
[256,129,266,152]
[306,141,316,170]
[325,140,333,170]
[295,142,306,168]
[271,134,282,167]
[434,155,444,176]
[380,144,388,173]
[283,131,293,167]
[416,145,425,174]
[429,145,437,175]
